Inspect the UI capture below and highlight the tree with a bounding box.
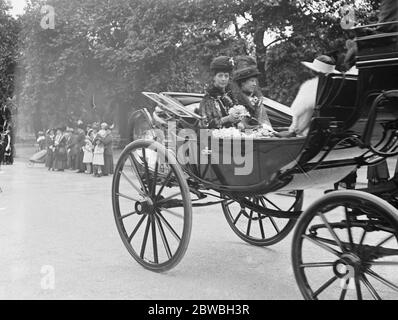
[0,0,20,106]
[16,0,379,135]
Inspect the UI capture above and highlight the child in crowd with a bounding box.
[82,129,94,174]
[92,128,105,177]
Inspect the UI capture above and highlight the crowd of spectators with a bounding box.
[39,121,114,177]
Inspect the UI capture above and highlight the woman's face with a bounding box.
[241,77,258,94]
[213,72,230,89]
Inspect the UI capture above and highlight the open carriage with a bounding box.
[112,23,398,300]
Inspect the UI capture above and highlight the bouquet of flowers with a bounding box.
[228,105,250,120]
[211,127,276,139]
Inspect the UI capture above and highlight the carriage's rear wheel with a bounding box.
[112,140,192,272]
[292,190,398,300]
[222,190,303,246]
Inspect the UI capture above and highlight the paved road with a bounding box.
[0,146,397,300]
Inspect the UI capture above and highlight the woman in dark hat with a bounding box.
[231,56,272,130]
[199,56,241,129]
[53,126,68,171]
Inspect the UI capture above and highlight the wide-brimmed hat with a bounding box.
[210,56,234,74]
[301,55,339,74]
[232,55,261,82]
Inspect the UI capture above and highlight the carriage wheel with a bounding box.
[112,140,192,272]
[222,190,303,246]
[292,190,398,300]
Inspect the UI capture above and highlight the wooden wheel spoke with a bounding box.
[355,276,362,300]
[246,208,253,236]
[258,212,265,239]
[140,216,151,259]
[157,212,181,242]
[155,171,173,201]
[376,234,395,248]
[155,214,172,259]
[366,268,398,292]
[361,274,382,300]
[223,200,235,207]
[119,211,137,220]
[302,234,342,257]
[151,215,159,264]
[233,211,243,225]
[120,171,145,196]
[151,160,159,197]
[141,148,151,193]
[157,192,182,205]
[369,261,398,266]
[261,196,282,211]
[359,228,367,246]
[313,276,338,298]
[317,212,345,252]
[268,216,280,233]
[300,262,334,268]
[258,197,280,233]
[128,215,147,243]
[128,154,148,194]
[161,208,183,219]
[259,197,267,208]
[117,192,140,202]
[345,207,354,249]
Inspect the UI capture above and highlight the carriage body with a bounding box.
[128,63,397,196]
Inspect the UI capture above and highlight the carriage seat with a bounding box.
[317,73,358,127]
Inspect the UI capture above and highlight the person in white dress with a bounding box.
[82,129,94,174]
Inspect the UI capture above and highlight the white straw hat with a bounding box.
[301,55,339,74]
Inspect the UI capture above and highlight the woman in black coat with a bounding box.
[53,128,68,171]
[199,56,241,129]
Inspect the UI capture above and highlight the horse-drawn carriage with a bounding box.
[112,22,398,300]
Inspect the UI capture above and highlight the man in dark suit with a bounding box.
[0,103,12,165]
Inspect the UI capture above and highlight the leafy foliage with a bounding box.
[14,0,379,134]
[0,0,19,105]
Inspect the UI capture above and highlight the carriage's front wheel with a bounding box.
[112,140,192,272]
[222,190,303,246]
[292,190,398,300]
